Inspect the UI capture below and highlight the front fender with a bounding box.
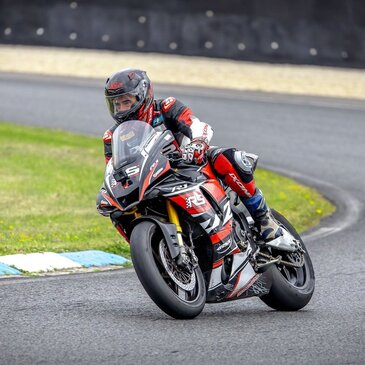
[131,216,180,259]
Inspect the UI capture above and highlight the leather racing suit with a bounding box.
[96,97,278,241]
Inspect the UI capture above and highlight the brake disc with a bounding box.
[159,241,196,291]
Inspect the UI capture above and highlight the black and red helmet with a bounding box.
[105,68,153,125]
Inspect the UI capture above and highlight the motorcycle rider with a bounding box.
[96,68,282,242]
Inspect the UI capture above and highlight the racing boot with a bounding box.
[242,189,283,241]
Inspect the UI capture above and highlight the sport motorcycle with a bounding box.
[101,120,315,319]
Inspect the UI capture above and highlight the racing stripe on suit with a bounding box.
[208,147,257,198]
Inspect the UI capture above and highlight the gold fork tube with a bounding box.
[166,200,182,232]
[166,200,186,249]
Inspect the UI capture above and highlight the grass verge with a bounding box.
[0,122,335,257]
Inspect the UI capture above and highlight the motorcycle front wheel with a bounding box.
[130,221,206,319]
[260,209,315,311]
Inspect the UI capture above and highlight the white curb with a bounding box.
[0,252,82,273]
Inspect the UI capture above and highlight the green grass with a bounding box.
[0,122,335,256]
[255,169,335,232]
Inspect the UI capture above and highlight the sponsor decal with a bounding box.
[171,183,189,192]
[103,130,112,142]
[229,173,252,197]
[186,192,205,209]
[120,131,135,141]
[162,97,176,112]
[109,81,124,90]
[202,123,209,142]
[125,165,140,176]
[216,238,232,253]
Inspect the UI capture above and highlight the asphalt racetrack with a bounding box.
[0,73,364,364]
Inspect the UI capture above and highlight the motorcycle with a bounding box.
[101,120,315,319]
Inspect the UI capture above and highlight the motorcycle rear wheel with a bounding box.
[260,209,315,311]
[130,221,206,319]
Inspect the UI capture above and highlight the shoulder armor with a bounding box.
[103,130,113,142]
[161,97,176,112]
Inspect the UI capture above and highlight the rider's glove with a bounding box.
[182,138,209,164]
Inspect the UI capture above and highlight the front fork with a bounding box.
[166,200,192,268]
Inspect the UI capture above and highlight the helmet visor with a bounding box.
[106,93,142,122]
[105,80,148,124]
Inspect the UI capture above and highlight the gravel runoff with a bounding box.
[1,45,365,100]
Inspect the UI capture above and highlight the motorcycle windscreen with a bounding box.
[112,120,156,170]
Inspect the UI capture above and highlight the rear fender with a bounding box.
[131,216,180,259]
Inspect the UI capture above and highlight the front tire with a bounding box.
[260,210,315,311]
[130,221,206,319]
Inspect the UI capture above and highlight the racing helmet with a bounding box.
[105,68,153,125]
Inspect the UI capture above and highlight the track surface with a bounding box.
[0,73,364,365]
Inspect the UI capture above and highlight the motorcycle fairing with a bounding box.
[206,251,260,302]
[159,165,264,303]
[163,165,241,271]
[105,122,174,211]
[104,120,269,302]
[234,273,272,299]
[104,156,170,211]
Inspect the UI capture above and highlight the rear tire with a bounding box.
[260,210,315,311]
[130,221,206,319]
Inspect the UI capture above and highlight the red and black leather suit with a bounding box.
[97,97,261,237]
